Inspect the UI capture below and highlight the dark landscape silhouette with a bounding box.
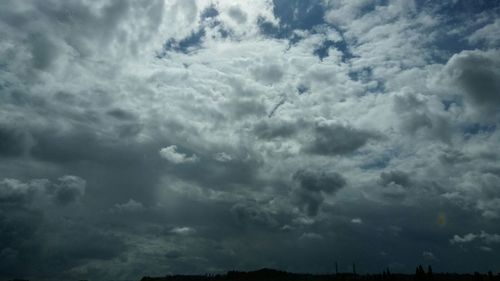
[141,267,500,281]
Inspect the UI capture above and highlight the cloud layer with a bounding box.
[1,0,500,280]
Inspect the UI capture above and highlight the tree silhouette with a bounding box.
[416,265,426,280]
[140,266,499,281]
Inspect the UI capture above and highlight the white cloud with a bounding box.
[0,178,31,199]
[450,231,500,245]
[299,232,323,240]
[115,199,144,212]
[468,19,500,47]
[213,152,232,162]
[422,251,437,261]
[170,226,196,236]
[159,145,198,164]
[0,175,85,206]
[351,218,363,224]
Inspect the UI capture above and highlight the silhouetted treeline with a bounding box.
[141,267,500,281]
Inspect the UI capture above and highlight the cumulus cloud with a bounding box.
[468,19,500,47]
[53,175,86,205]
[351,218,363,224]
[379,170,411,187]
[115,199,144,212]
[170,226,196,236]
[299,232,323,240]
[231,201,279,229]
[228,6,247,24]
[450,233,478,244]
[253,119,299,140]
[213,152,232,162]
[441,49,500,114]
[292,169,346,216]
[0,175,85,206]
[159,145,198,164]
[0,178,32,202]
[251,63,284,85]
[304,120,378,155]
[422,251,437,261]
[450,231,500,245]
[477,198,500,219]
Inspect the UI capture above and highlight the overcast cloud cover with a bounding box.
[1,0,500,280]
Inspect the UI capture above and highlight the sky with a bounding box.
[1,0,500,280]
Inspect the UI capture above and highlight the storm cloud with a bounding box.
[292,169,346,216]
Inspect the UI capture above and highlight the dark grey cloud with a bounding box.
[292,170,346,216]
[379,170,411,188]
[228,7,247,24]
[443,50,500,112]
[228,99,267,118]
[0,125,27,157]
[29,34,59,70]
[52,175,86,205]
[377,170,412,200]
[439,149,470,165]
[253,119,298,139]
[0,178,32,204]
[107,108,137,121]
[165,250,183,259]
[48,228,126,262]
[304,122,377,155]
[251,63,284,85]
[393,94,432,132]
[231,201,279,229]
[16,122,167,209]
[0,174,127,279]
[392,92,454,143]
[0,176,86,207]
[165,147,264,191]
[30,128,131,164]
[294,170,346,193]
[0,207,44,277]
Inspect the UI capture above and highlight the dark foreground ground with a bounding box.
[141,268,500,281]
